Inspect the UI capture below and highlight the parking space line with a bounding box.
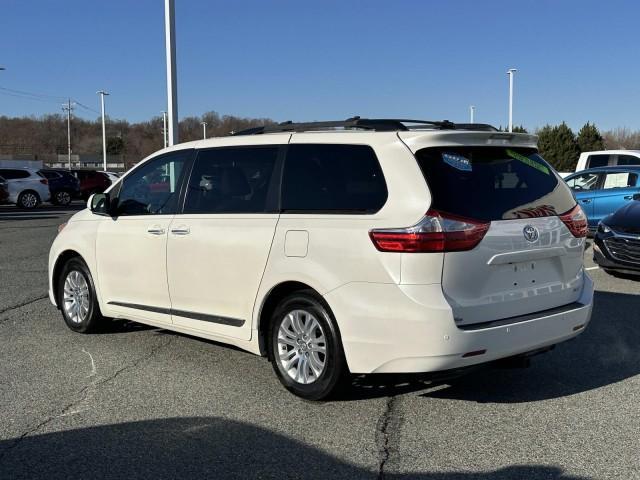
[585,266,599,271]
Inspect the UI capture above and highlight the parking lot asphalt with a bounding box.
[0,203,638,479]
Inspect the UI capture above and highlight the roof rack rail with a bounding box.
[229,117,498,136]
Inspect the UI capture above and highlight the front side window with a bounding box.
[281,144,387,213]
[602,171,638,189]
[183,147,279,214]
[587,154,610,168]
[115,150,191,216]
[566,172,601,191]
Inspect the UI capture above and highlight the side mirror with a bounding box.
[633,193,640,201]
[88,192,111,216]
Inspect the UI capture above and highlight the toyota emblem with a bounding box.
[523,225,539,242]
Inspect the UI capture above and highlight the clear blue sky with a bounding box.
[1,0,638,131]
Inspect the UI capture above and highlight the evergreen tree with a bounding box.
[512,125,527,133]
[537,123,579,171]
[577,122,605,153]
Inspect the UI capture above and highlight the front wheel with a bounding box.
[17,191,40,209]
[57,258,104,333]
[269,292,346,400]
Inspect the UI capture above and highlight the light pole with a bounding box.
[165,0,179,145]
[97,90,109,171]
[507,68,517,132]
[201,121,207,139]
[62,99,75,170]
[469,105,475,123]
[161,111,168,148]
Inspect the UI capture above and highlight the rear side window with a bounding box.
[617,155,640,166]
[184,147,279,214]
[39,170,61,179]
[281,144,387,213]
[603,171,638,189]
[416,147,576,221]
[586,154,610,168]
[0,169,29,179]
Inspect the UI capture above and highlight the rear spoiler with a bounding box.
[398,131,538,153]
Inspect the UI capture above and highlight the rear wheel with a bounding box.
[17,191,40,209]
[269,292,346,400]
[57,257,104,333]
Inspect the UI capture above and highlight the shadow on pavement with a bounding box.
[0,417,590,479]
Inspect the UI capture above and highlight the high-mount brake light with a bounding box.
[369,210,490,253]
[559,204,588,238]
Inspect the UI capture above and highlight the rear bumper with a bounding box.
[324,272,594,374]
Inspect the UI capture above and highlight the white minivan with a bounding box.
[48,118,594,399]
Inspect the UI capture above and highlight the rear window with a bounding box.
[0,169,30,179]
[282,144,387,213]
[415,147,576,221]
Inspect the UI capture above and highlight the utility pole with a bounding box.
[62,99,75,170]
[469,105,475,123]
[97,90,109,171]
[165,0,179,145]
[507,68,517,133]
[161,111,168,147]
[201,121,207,139]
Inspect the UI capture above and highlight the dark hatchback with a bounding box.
[0,175,8,203]
[594,194,640,277]
[39,169,81,205]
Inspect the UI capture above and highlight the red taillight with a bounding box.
[559,204,588,238]
[40,178,48,185]
[369,210,490,253]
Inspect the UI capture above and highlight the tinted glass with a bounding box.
[566,172,601,191]
[416,147,575,221]
[39,170,61,179]
[115,150,190,216]
[603,172,638,189]
[184,147,278,214]
[587,154,610,168]
[281,144,387,213]
[616,155,640,166]
[0,169,29,179]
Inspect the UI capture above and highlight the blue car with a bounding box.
[564,166,640,231]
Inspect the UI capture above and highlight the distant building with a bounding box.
[0,154,125,172]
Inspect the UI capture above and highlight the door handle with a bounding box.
[580,199,592,204]
[147,226,165,235]
[171,226,190,235]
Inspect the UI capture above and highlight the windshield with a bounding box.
[415,146,576,221]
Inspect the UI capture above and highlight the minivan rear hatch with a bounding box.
[410,142,585,326]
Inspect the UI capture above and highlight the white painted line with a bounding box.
[585,266,599,271]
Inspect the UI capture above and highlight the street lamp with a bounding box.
[201,121,207,139]
[97,90,109,171]
[469,105,475,123]
[507,68,517,132]
[165,0,179,145]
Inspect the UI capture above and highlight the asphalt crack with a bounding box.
[0,295,48,317]
[0,334,174,463]
[376,395,399,479]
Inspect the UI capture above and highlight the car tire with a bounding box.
[17,191,40,209]
[54,190,72,206]
[269,291,346,400]
[57,257,104,333]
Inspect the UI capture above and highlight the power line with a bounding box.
[0,86,67,101]
[0,85,101,115]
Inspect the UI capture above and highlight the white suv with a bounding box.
[0,167,51,209]
[48,118,594,399]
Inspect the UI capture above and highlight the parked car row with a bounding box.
[0,167,119,209]
[563,154,640,278]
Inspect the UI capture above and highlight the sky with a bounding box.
[1,0,639,131]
